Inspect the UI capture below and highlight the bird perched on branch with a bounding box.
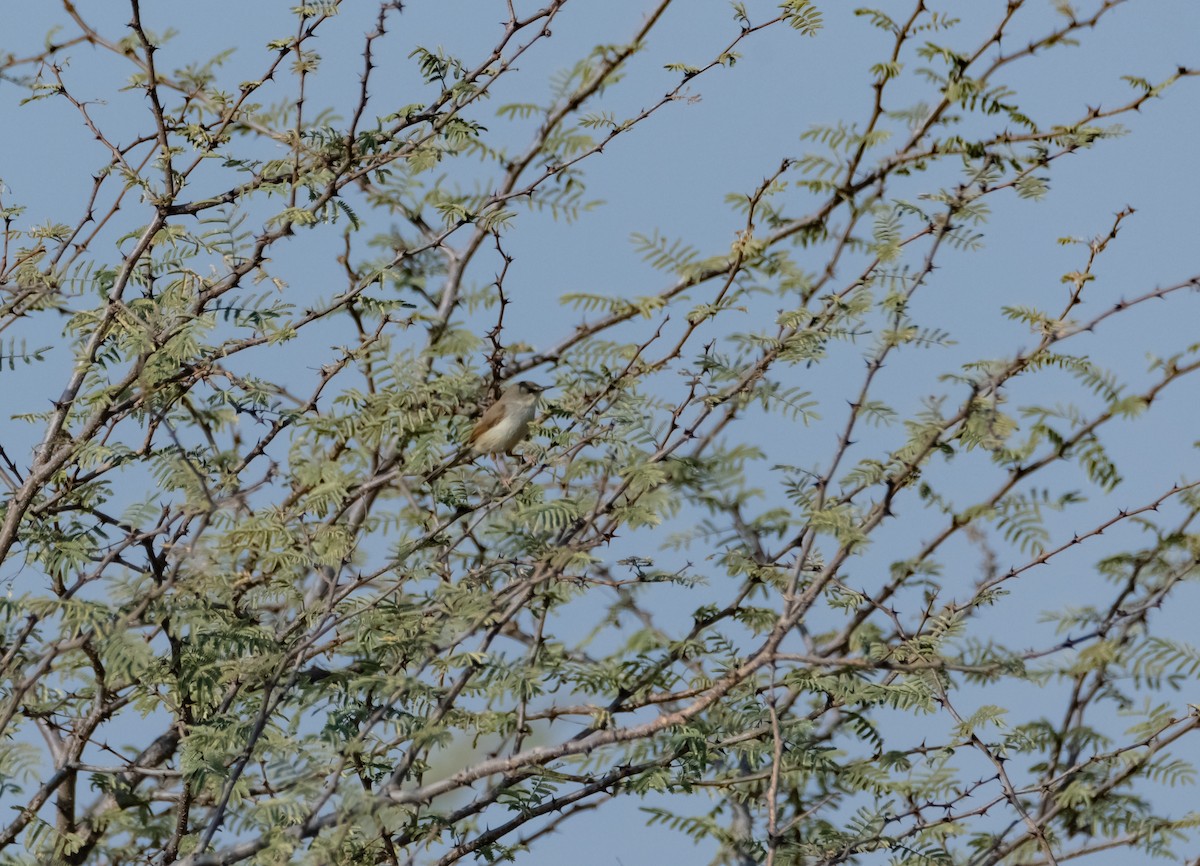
[468,380,547,455]
[421,380,548,487]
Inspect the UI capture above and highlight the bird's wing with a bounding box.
[468,398,508,444]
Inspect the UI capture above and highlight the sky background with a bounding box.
[2,1,1199,863]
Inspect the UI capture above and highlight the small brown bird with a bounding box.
[468,380,547,455]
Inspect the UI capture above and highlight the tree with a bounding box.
[1,1,1198,863]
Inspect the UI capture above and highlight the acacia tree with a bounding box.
[1,1,1198,864]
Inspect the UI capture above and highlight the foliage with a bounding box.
[0,1,1197,865]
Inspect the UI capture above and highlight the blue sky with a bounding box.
[2,1,1199,863]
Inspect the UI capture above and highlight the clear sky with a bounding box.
[2,1,1199,863]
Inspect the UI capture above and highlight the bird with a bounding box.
[468,380,547,455]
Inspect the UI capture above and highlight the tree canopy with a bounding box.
[1,2,1198,864]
